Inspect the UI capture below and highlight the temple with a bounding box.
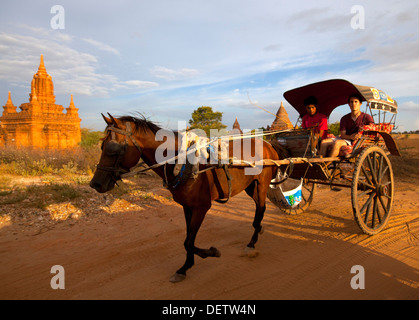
[0,55,81,149]
[270,102,294,131]
[231,117,243,134]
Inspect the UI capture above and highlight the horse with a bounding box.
[90,113,287,282]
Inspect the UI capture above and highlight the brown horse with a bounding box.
[90,114,287,282]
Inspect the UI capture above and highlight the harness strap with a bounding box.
[215,164,233,204]
[107,126,131,136]
[106,123,143,154]
[96,122,143,179]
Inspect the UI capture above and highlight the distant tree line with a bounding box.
[395,130,419,134]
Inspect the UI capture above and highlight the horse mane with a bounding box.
[118,114,162,135]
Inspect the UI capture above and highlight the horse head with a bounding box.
[89,113,143,193]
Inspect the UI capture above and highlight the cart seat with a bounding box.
[338,123,394,157]
[360,123,394,135]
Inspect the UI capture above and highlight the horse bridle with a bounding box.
[96,122,143,182]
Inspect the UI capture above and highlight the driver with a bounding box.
[301,96,328,150]
[319,94,374,157]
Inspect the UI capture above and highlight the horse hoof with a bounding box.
[169,273,186,283]
[243,246,259,258]
[210,246,221,257]
[259,225,264,235]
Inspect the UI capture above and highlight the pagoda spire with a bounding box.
[66,94,79,116]
[6,91,13,105]
[30,54,55,105]
[69,94,75,108]
[276,101,285,117]
[37,54,47,75]
[231,116,243,134]
[3,91,17,114]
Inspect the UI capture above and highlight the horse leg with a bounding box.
[185,205,221,260]
[247,204,266,249]
[170,205,220,283]
[245,181,266,249]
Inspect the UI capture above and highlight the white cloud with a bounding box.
[150,66,199,81]
[399,101,419,112]
[0,31,102,95]
[81,38,120,55]
[286,6,350,33]
[0,26,155,98]
[124,80,159,89]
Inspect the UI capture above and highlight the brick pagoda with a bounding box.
[0,55,81,149]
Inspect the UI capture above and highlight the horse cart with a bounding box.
[264,79,400,235]
[91,78,401,281]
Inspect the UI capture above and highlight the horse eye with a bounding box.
[105,141,123,155]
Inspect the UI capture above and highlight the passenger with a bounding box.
[301,96,328,150]
[319,94,374,157]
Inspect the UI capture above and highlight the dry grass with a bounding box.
[0,145,100,177]
[0,145,174,231]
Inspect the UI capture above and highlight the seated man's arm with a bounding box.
[340,130,359,141]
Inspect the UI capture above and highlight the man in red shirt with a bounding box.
[301,96,328,151]
[319,94,374,157]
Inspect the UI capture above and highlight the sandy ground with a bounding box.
[0,171,418,300]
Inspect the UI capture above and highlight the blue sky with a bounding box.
[0,0,418,132]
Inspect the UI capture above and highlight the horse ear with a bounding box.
[102,113,112,125]
[107,113,119,126]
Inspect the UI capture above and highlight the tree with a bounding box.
[328,121,340,136]
[189,106,227,137]
[79,128,103,148]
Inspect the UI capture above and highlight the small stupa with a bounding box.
[231,117,243,134]
[270,102,294,131]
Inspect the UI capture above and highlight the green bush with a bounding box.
[328,122,340,136]
[80,128,103,148]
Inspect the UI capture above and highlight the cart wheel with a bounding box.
[272,181,316,215]
[351,146,394,235]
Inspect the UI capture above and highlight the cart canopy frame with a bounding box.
[283,79,398,118]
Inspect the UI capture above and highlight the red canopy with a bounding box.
[283,79,398,118]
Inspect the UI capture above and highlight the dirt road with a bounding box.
[0,175,417,300]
